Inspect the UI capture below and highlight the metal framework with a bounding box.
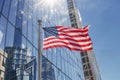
[66,0,101,80]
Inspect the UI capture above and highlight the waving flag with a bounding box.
[43,26,93,52]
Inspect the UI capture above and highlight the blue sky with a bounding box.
[77,0,120,80]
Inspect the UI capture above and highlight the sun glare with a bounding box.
[44,0,56,8]
[35,0,62,10]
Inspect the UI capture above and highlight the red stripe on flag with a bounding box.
[44,36,91,42]
[57,26,89,32]
[43,43,93,51]
[44,40,92,47]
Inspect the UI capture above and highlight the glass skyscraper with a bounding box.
[0,0,84,80]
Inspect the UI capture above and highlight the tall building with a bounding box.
[0,0,38,79]
[0,0,100,80]
[67,0,101,80]
[4,47,36,80]
[0,49,7,80]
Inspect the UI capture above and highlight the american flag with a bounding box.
[43,26,93,52]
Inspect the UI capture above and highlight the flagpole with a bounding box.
[38,19,42,80]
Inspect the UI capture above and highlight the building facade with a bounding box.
[4,47,36,80]
[0,49,7,80]
[42,56,55,80]
[0,0,86,80]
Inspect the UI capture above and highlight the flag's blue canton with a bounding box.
[43,27,59,38]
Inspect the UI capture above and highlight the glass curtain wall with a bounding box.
[35,0,84,80]
[0,0,84,80]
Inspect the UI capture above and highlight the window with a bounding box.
[5,23,15,47]
[33,27,38,47]
[15,0,24,29]
[28,18,32,41]
[15,60,19,63]
[84,70,92,77]
[9,0,18,25]
[84,71,89,77]
[83,64,91,70]
[81,52,88,57]
[82,57,89,63]
[13,29,22,47]
[89,70,92,76]
[21,36,27,49]
[22,14,27,37]
[27,42,32,56]
[0,0,4,12]
[68,5,74,9]
[16,54,20,58]
[2,0,11,17]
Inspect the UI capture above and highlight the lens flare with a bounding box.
[35,0,58,9]
[45,0,55,8]
[34,0,70,26]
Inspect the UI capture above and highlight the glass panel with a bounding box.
[5,23,15,47]
[0,0,86,80]
[21,36,26,49]
[22,0,28,37]
[32,47,37,57]
[56,49,61,69]
[13,29,22,47]
[28,19,32,41]
[9,0,18,25]
[33,27,38,48]
[22,12,27,37]
[2,0,11,17]
[0,16,7,49]
[27,42,32,57]
[15,0,24,29]
[0,0,4,12]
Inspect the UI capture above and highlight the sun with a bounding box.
[45,0,55,5]
[44,0,56,8]
[35,0,62,10]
